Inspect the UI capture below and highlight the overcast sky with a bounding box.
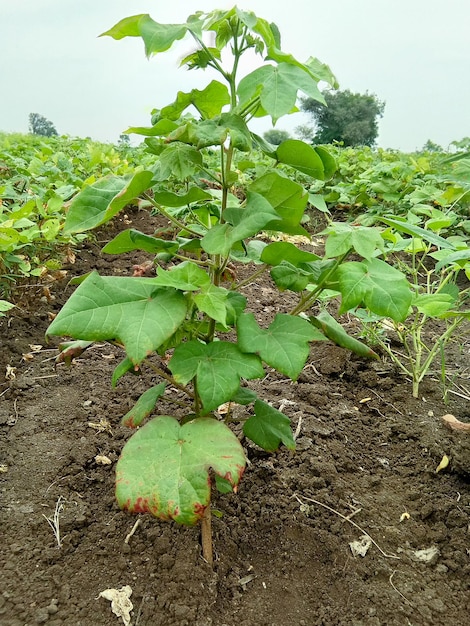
[1,0,469,151]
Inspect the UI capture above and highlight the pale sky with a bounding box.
[1,0,469,151]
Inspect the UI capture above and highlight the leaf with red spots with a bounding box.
[116,416,246,526]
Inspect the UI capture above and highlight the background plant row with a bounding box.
[1,131,469,306]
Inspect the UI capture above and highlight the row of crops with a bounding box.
[1,132,469,312]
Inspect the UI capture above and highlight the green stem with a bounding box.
[145,362,194,399]
[290,250,352,316]
[194,386,202,416]
[143,194,202,238]
[235,264,269,290]
[172,254,213,268]
[415,316,465,386]
[190,31,230,81]
[239,96,262,120]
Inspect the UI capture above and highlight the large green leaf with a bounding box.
[159,81,230,121]
[64,171,154,234]
[260,241,320,266]
[270,262,312,292]
[153,187,212,207]
[168,119,227,149]
[237,313,324,379]
[112,356,138,388]
[243,400,295,452]
[412,293,456,317]
[46,273,188,364]
[336,259,412,322]
[157,144,203,180]
[434,248,470,271]
[100,15,188,58]
[276,140,325,179]
[170,341,264,411]
[193,284,229,326]
[124,119,179,137]
[153,261,210,290]
[249,172,308,235]
[102,229,178,255]
[201,192,281,256]
[218,113,253,151]
[314,146,337,180]
[238,63,324,123]
[325,223,384,260]
[116,416,246,525]
[121,383,167,428]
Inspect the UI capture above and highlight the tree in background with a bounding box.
[422,139,443,152]
[28,113,58,137]
[263,129,291,145]
[118,133,131,146]
[297,90,384,147]
[451,137,470,151]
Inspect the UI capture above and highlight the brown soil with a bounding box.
[1,209,469,626]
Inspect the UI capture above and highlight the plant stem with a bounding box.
[143,194,202,238]
[201,501,213,567]
[145,362,194,399]
[289,250,351,316]
[235,264,269,289]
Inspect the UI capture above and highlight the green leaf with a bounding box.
[170,341,264,411]
[314,146,337,180]
[124,119,179,137]
[160,81,230,120]
[238,63,324,123]
[237,313,323,379]
[201,191,281,256]
[380,217,455,249]
[191,81,231,119]
[157,144,203,180]
[64,171,154,234]
[325,223,384,260]
[243,400,295,452]
[230,386,258,405]
[153,187,212,207]
[225,291,247,326]
[101,15,188,58]
[413,293,455,317]
[46,273,188,364]
[168,119,227,149]
[308,193,329,213]
[276,140,325,179]
[99,14,147,38]
[0,300,15,314]
[310,310,379,359]
[260,241,319,266]
[121,383,167,428]
[102,229,178,255]
[218,113,252,151]
[270,262,312,292]
[112,356,138,387]
[426,216,453,231]
[435,248,470,271]
[251,132,278,158]
[249,172,308,235]
[193,284,229,326]
[116,416,245,525]
[336,259,412,322]
[153,261,210,291]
